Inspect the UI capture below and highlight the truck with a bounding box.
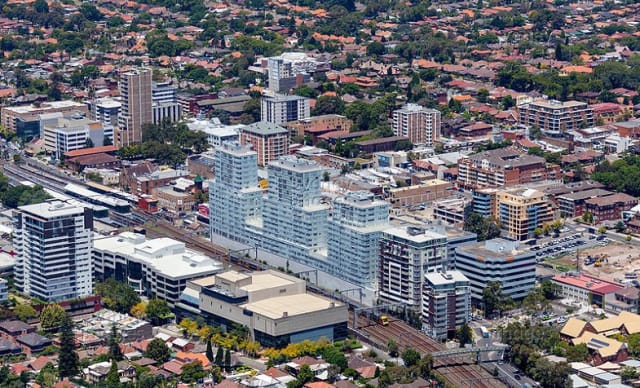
[380,315,389,326]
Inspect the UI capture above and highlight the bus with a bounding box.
[480,326,489,338]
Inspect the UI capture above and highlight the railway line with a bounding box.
[352,313,504,388]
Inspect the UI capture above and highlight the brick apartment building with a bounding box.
[285,114,353,144]
[457,148,560,189]
[585,192,638,223]
[239,122,289,166]
[517,99,593,137]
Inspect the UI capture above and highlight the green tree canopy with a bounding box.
[58,313,79,379]
[95,279,141,314]
[40,304,67,330]
[146,338,171,363]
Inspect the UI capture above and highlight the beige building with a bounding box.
[177,270,348,348]
[495,188,553,241]
[155,186,195,215]
[116,68,152,147]
[1,101,89,139]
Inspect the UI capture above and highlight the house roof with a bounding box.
[16,332,52,348]
[0,320,32,333]
[572,332,625,358]
[560,318,587,338]
[64,145,118,158]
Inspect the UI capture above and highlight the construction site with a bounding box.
[554,241,640,283]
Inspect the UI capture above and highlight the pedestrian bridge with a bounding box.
[431,345,509,365]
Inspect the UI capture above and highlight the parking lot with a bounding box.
[531,233,593,262]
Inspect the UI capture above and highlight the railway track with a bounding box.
[352,312,503,388]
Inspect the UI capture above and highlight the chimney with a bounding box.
[282,312,288,318]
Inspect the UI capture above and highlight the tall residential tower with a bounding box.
[117,68,152,147]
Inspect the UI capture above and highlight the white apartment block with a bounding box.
[378,226,449,310]
[328,191,389,289]
[422,271,471,340]
[186,118,242,148]
[43,117,110,159]
[263,156,329,258]
[392,103,441,147]
[209,142,263,242]
[261,94,310,125]
[14,200,93,302]
[92,232,224,307]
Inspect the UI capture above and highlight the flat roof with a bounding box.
[425,271,469,286]
[383,226,447,243]
[18,200,85,218]
[243,121,288,136]
[552,273,622,294]
[216,270,251,283]
[241,294,342,320]
[241,272,295,292]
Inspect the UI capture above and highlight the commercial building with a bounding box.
[551,273,623,308]
[152,81,182,124]
[209,142,263,242]
[327,191,389,288]
[261,94,310,125]
[262,157,329,259]
[422,271,471,340]
[239,122,289,166]
[455,238,535,304]
[93,232,224,307]
[264,53,328,92]
[117,68,153,147]
[432,198,470,225]
[457,148,560,189]
[388,180,453,208]
[471,188,499,218]
[88,98,121,128]
[517,99,593,137]
[155,185,196,215]
[176,270,348,347]
[1,101,89,141]
[13,200,93,302]
[186,118,242,147]
[496,188,554,241]
[42,116,112,160]
[392,103,441,146]
[378,226,449,310]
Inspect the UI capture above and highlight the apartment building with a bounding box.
[88,98,121,128]
[496,188,554,241]
[378,226,449,311]
[327,191,389,289]
[455,238,536,304]
[13,200,93,302]
[152,81,182,124]
[392,103,441,146]
[209,142,263,242]
[1,101,89,141]
[471,188,500,218]
[422,271,471,340]
[585,193,638,223]
[457,148,560,189]
[117,68,153,147]
[265,53,328,92]
[239,122,289,166]
[43,116,111,160]
[93,232,224,307]
[286,114,353,144]
[263,156,329,259]
[518,99,593,136]
[261,94,310,125]
[186,118,243,147]
[557,189,614,218]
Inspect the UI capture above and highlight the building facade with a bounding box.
[585,193,638,223]
[152,81,182,124]
[455,238,536,304]
[1,101,89,141]
[378,226,449,311]
[392,103,441,146]
[422,271,471,340]
[327,191,389,289]
[89,98,121,128]
[261,94,310,125]
[117,68,153,147]
[263,157,329,259]
[457,148,560,189]
[239,122,289,166]
[13,201,93,302]
[93,232,224,307]
[209,142,263,242]
[517,99,594,137]
[43,117,111,160]
[496,188,554,241]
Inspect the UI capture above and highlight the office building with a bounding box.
[551,273,622,308]
[263,157,329,259]
[176,270,348,347]
[186,118,242,148]
[422,271,471,340]
[1,101,88,141]
[209,142,263,242]
[378,226,449,310]
[327,191,389,288]
[43,116,112,160]
[518,99,593,137]
[93,232,224,307]
[455,238,536,304]
[457,148,560,189]
[392,103,441,146]
[117,68,152,147]
[88,98,121,128]
[13,200,93,302]
[152,81,182,124]
[261,94,310,125]
[239,122,289,166]
[496,188,554,241]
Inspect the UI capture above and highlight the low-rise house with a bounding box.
[83,360,136,384]
[16,332,52,354]
[0,320,35,337]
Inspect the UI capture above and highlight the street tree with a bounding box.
[58,314,79,379]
